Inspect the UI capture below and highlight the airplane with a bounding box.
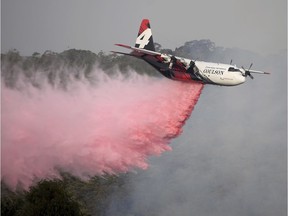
[113,19,270,86]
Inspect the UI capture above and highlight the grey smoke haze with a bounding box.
[1,0,287,56]
[107,52,287,215]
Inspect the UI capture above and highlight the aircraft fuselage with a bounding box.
[143,54,246,86]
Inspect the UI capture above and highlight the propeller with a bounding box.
[242,63,254,79]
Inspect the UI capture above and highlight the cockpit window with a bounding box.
[228,67,240,72]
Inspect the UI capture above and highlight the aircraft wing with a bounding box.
[249,69,270,75]
[114,44,162,56]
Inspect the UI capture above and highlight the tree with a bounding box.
[16,180,89,216]
[1,193,25,216]
[174,39,216,60]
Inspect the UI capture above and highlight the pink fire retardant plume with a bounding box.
[2,70,204,189]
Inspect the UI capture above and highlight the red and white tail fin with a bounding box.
[135,19,155,51]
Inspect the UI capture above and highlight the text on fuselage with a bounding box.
[202,68,225,75]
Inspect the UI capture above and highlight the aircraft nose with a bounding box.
[234,73,245,85]
[239,74,246,83]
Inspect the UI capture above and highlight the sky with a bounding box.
[1,0,287,56]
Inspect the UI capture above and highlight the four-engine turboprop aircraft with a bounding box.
[113,19,270,86]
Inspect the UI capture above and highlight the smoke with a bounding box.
[1,68,203,190]
[107,51,287,216]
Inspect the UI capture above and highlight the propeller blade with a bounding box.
[242,64,254,79]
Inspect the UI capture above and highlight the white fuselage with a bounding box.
[170,55,246,86]
[160,54,246,86]
[195,61,246,86]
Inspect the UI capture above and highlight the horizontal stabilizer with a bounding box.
[111,51,136,56]
[115,43,161,56]
[115,44,132,49]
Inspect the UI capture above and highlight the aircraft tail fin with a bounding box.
[135,19,155,51]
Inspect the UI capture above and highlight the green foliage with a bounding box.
[1,49,23,88]
[1,173,133,216]
[1,179,90,216]
[21,180,87,216]
[1,193,25,216]
[61,173,130,216]
[174,39,215,60]
[1,48,161,88]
